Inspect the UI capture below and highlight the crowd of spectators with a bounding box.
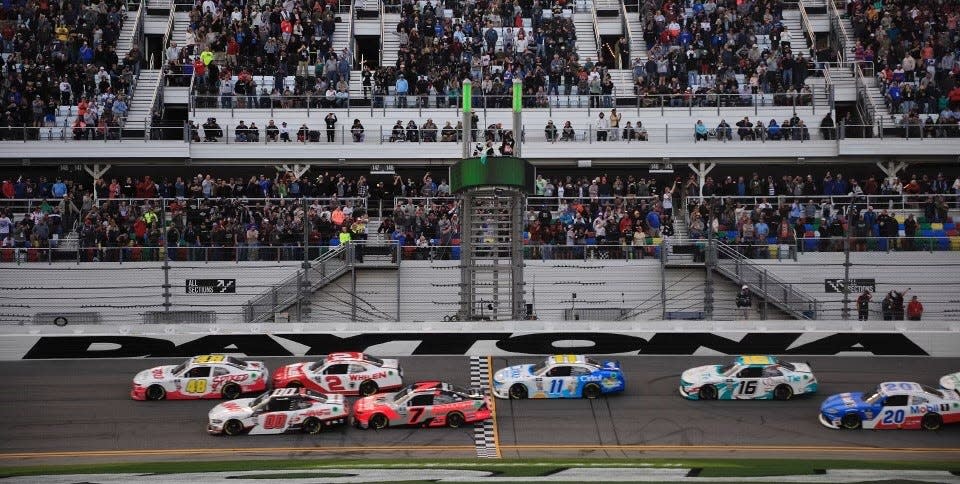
[2,168,959,261]
[845,0,960,121]
[635,0,817,108]
[694,113,812,141]
[0,0,139,141]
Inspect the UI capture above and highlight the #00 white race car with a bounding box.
[208,387,348,436]
[131,354,268,401]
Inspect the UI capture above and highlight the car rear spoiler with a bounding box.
[602,360,621,371]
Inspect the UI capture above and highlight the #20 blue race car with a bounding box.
[492,354,625,399]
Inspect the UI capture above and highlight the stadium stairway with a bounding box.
[171,10,191,47]
[574,13,600,63]
[381,13,401,68]
[834,13,888,119]
[116,7,140,55]
[127,69,162,128]
[779,9,814,57]
[624,8,648,65]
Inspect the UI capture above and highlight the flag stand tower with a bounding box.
[453,81,532,321]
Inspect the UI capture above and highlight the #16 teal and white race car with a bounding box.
[679,355,818,401]
[492,354,625,399]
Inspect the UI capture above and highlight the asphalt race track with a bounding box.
[0,356,958,464]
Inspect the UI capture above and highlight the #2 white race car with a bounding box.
[131,354,268,401]
[940,372,960,395]
[208,387,348,436]
[271,351,403,396]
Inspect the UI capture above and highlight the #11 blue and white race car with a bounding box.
[679,355,818,400]
[492,354,625,399]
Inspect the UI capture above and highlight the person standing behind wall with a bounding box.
[906,295,923,321]
[736,285,752,320]
[857,290,871,321]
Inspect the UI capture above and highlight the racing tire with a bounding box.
[302,417,323,434]
[223,419,244,436]
[369,413,389,430]
[145,385,166,401]
[773,384,793,401]
[698,384,718,400]
[840,413,862,429]
[446,411,465,428]
[508,384,528,400]
[582,383,601,399]
[359,380,379,397]
[285,381,303,389]
[921,413,942,431]
[221,383,242,400]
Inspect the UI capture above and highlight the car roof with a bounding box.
[191,354,228,365]
[326,351,365,362]
[878,381,926,395]
[548,354,587,365]
[735,355,778,366]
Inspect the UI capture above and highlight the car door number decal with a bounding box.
[325,375,345,392]
[737,381,757,395]
[549,379,563,393]
[186,379,207,393]
[263,413,288,429]
[881,409,905,424]
[408,407,424,423]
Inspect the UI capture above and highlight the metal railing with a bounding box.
[590,0,603,62]
[684,194,960,211]
[241,243,350,323]
[189,89,824,116]
[712,240,821,319]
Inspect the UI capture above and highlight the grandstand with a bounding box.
[1,0,959,325]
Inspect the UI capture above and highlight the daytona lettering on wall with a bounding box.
[14,331,943,359]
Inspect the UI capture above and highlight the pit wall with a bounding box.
[2,320,959,359]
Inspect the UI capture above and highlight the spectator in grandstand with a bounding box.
[857,290,872,321]
[820,112,835,141]
[351,119,366,142]
[545,120,558,142]
[907,295,924,321]
[324,113,338,142]
[736,285,753,320]
[694,120,709,141]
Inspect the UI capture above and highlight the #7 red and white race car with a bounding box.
[352,381,491,429]
[272,352,403,396]
[131,354,268,401]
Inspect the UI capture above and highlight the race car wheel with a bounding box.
[773,384,793,401]
[285,381,303,389]
[446,412,465,428]
[145,385,166,401]
[223,419,244,436]
[698,384,718,400]
[921,413,942,431]
[582,383,601,399]
[302,417,323,434]
[359,380,379,397]
[369,413,389,430]
[221,383,242,400]
[509,384,528,399]
[841,413,862,429]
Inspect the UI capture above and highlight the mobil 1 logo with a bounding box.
[186,279,236,294]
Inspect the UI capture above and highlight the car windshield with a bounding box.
[171,359,190,375]
[585,357,601,368]
[778,361,796,371]
[307,361,324,372]
[250,392,271,408]
[530,359,549,375]
[864,390,882,405]
[392,387,412,402]
[718,364,736,375]
[447,384,476,397]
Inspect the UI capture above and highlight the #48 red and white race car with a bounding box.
[131,354,268,401]
[272,352,403,396]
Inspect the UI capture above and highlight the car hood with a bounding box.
[494,364,535,383]
[940,372,960,392]
[133,365,176,384]
[681,365,723,385]
[208,398,257,420]
[820,392,868,412]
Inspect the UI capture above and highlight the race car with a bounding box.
[131,354,268,401]
[940,372,960,395]
[492,354,625,399]
[819,381,960,430]
[272,352,403,396]
[208,387,348,436]
[353,381,491,429]
[679,355,817,400]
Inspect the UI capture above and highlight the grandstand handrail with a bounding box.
[147,71,166,139]
[851,63,876,126]
[184,121,829,145]
[590,0,603,62]
[712,239,822,320]
[619,0,635,70]
[188,90,824,115]
[684,194,960,211]
[129,0,147,62]
[378,0,385,68]
[347,0,357,70]
[0,197,371,215]
[826,0,848,64]
[241,243,350,324]
[796,0,816,59]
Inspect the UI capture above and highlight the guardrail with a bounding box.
[712,240,821,319]
[684,194,960,210]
